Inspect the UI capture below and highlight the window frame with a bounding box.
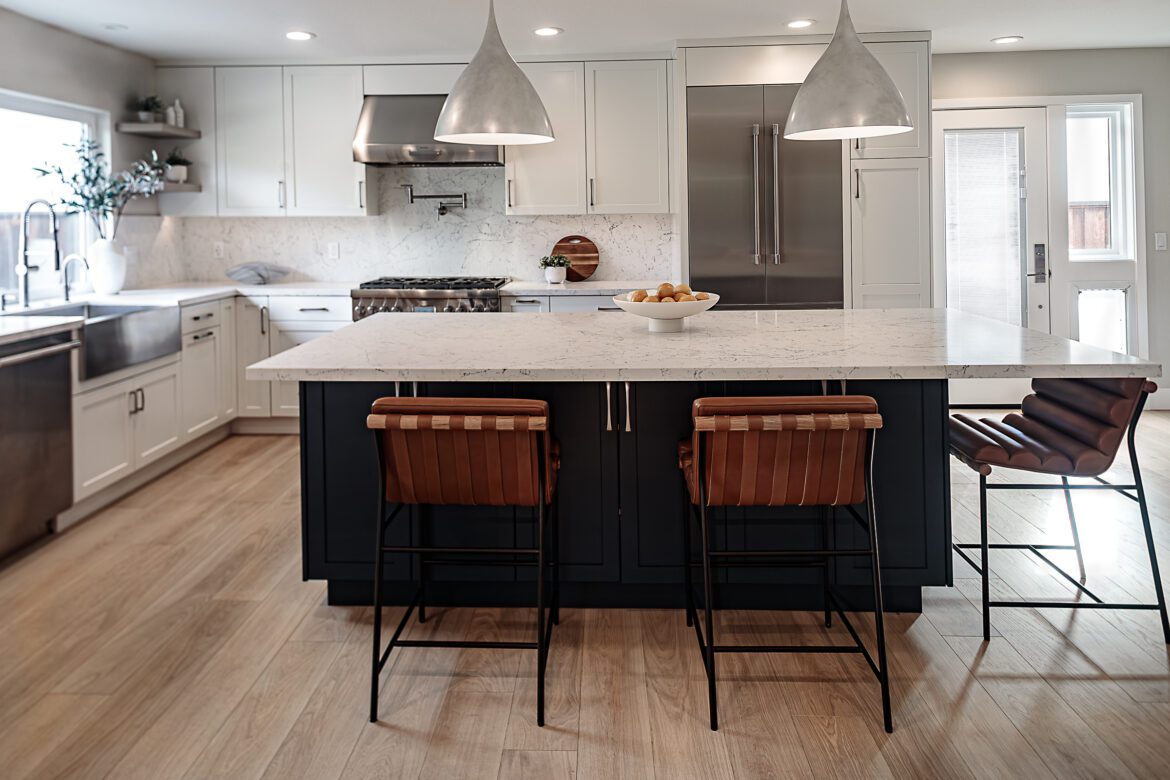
[1065,102,1136,263]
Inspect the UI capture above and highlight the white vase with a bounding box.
[544,266,567,284]
[165,164,188,183]
[88,238,127,295]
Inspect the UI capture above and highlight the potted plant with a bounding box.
[540,254,570,284]
[135,95,163,122]
[35,139,165,294]
[164,148,192,183]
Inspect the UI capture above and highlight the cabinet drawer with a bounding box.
[181,300,221,333]
[502,295,550,312]
[267,296,353,322]
[548,294,623,313]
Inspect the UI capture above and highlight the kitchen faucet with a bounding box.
[16,199,61,308]
[61,254,89,302]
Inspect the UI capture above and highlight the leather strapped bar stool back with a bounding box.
[950,378,1169,644]
[678,396,893,733]
[366,397,561,725]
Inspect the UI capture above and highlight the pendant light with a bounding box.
[784,0,912,140]
[434,0,554,145]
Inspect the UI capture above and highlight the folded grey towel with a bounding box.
[225,262,292,285]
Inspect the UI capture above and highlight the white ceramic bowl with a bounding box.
[611,291,719,332]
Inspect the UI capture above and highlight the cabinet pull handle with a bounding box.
[624,381,632,433]
[515,298,540,304]
[598,307,622,311]
[771,123,781,265]
[298,307,329,312]
[358,180,365,209]
[192,329,216,341]
[192,312,214,321]
[412,381,418,397]
[589,177,596,208]
[751,124,761,265]
[605,381,613,432]
[137,388,145,412]
[506,178,513,208]
[854,168,861,200]
[129,390,139,415]
[394,381,400,398]
[277,180,286,208]
[0,339,80,369]
[855,137,860,151]
[260,305,268,335]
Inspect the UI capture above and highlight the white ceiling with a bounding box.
[4,0,1169,62]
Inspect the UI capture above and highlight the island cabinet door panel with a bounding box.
[617,381,705,584]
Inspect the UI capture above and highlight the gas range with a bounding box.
[351,276,508,320]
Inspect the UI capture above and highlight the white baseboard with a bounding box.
[232,417,300,435]
[55,425,231,532]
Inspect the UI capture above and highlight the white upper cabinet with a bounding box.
[156,67,218,216]
[505,62,588,215]
[850,41,929,159]
[585,60,670,214]
[283,66,372,217]
[850,158,931,308]
[215,67,286,216]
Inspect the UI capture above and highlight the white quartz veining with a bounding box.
[0,315,83,347]
[246,308,1161,383]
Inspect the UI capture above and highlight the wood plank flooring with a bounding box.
[3,418,1170,779]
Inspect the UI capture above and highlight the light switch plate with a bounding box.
[1156,232,1168,251]
[327,242,340,259]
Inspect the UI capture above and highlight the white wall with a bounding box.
[933,47,1170,401]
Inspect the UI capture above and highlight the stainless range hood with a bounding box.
[352,94,502,166]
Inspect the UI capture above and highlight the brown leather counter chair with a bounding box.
[678,396,892,733]
[366,397,561,725]
[950,378,1169,644]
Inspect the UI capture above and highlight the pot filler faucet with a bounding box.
[14,199,61,308]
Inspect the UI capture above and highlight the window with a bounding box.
[0,90,100,301]
[1066,103,1135,261]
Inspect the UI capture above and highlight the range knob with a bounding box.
[390,304,403,313]
[443,304,457,313]
[472,303,486,313]
[378,302,390,313]
[354,303,367,318]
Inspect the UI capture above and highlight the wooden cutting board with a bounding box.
[552,235,599,281]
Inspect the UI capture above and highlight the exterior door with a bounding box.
[933,108,1050,404]
[686,85,765,307]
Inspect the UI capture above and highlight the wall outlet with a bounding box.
[327,242,340,260]
[1156,232,1168,251]
[213,241,226,259]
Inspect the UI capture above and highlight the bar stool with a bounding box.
[677,396,893,733]
[950,378,1169,643]
[366,397,560,725]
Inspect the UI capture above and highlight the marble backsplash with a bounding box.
[132,167,679,285]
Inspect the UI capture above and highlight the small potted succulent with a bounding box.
[540,254,570,284]
[164,148,192,183]
[135,95,163,122]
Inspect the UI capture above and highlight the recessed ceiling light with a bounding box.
[286,31,317,41]
[787,19,815,29]
[103,23,128,31]
[991,35,1024,45]
[533,27,563,37]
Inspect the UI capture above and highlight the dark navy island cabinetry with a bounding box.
[300,378,951,612]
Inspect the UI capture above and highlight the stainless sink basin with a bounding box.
[25,302,181,380]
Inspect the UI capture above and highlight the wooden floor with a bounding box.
[5,415,1170,779]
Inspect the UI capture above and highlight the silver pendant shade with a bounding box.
[784,0,913,141]
[434,0,554,146]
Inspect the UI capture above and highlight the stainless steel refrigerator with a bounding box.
[687,84,843,309]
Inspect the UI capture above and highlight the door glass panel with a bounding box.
[943,129,1026,326]
[1066,103,1135,261]
[1077,287,1128,354]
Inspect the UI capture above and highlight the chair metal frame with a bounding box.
[369,430,561,725]
[681,426,893,733]
[951,392,1170,644]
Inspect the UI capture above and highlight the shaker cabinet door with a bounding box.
[181,328,222,439]
[850,42,930,159]
[215,66,286,216]
[73,379,136,501]
[133,363,183,468]
[236,297,272,417]
[850,158,931,308]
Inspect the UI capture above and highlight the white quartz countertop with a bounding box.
[501,280,661,296]
[0,315,83,347]
[246,307,1161,383]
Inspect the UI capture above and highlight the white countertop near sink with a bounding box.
[247,307,1162,383]
[502,280,662,296]
[0,315,84,347]
[96,281,359,307]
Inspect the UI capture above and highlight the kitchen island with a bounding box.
[248,308,1160,611]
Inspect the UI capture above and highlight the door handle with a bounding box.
[0,338,80,369]
[771,123,781,264]
[623,381,632,433]
[752,124,761,265]
[605,381,613,432]
[1029,244,1048,283]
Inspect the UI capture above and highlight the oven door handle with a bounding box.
[0,339,81,369]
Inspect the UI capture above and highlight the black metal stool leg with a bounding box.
[1061,477,1088,583]
[536,500,547,727]
[698,499,718,731]
[370,503,387,723]
[979,474,991,642]
[1130,428,1170,644]
[551,499,561,626]
[821,506,832,628]
[683,483,695,628]
[865,445,893,733]
[417,505,427,624]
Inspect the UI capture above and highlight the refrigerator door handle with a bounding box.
[751,124,761,265]
[771,123,781,264]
